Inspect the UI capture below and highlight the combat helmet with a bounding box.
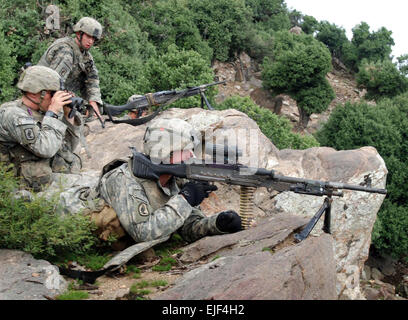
[73,17,103,40]
[143,118,200,163]
[17,65,61,94]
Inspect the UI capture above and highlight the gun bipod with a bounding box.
[294,196,332,242]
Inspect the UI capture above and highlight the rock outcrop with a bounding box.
[0,250,67,300]
[155,219,337,300]
[81,107,387,299]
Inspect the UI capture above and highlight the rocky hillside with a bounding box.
[213,52,367,134]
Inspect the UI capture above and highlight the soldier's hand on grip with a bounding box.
[180,181,217,207]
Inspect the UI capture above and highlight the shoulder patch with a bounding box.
[138,203,150,217]
[24,127,36,141]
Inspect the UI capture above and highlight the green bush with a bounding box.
[315,99,408,258]
[316,21,349,60]
[0,163,99,261]
[352,23,394,65]
[245,0,290,32]
[261,31,334,127]
[215,96,319,150]
[0,24,18,102]
[0,1,42,69]
[143,44,215,109]
[188,0,251,62]
[356,59,408,102]
[133,0,212,62]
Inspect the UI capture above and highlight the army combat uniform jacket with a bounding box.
[99,160,224,244]
[0,99,83,189]
[38,37,102,105]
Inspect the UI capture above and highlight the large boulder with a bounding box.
[81,108,387,299]
[0,250,67,300]
[154,216,337,300]
[269,146,387,299]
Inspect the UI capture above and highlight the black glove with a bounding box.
[180,181,218,207]
[216,210,242,233]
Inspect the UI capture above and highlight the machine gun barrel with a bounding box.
[104,81,226,117]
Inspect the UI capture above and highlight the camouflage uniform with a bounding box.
[37,17,103,105]
[0,100,83,188]
[98,118,225,244]
[99,160,222,243]
[0,66,83,190]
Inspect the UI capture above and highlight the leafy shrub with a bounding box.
[261,31,335,127]
[143,44,215,109]
[215,95,319,150]
[245,0,291,32]
[0,163,99,261]
[315,21,349,59]
[351,22,394,68]
[133,0,212,62]
[0,24,18,102]
[356,59,408,101]
[188,0,251,61]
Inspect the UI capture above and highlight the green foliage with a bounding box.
[300,15,319,35]
[188,0,251,61]
[215,95,319,150]
[315,98,408,258]
[56,290,89,300]
[58,252,112,270]
[261,31,334,125]
[262,31,332,92]
[240,27,275,62]
[372,200,408,258]
[0,1,43,68]
[143,44,215,109]
[245,0,290,32]
[316,21,349,59]
[356,59,408,101]
[150,279,168,287]
[0,163,99,261]
[350,22,394,71]
[0,24,18,102]
[133,0,212,62]
[294,78,336,115]
[397,54,408,77]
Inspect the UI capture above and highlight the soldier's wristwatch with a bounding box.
[45,110,58,119]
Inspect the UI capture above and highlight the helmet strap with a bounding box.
[25,93,40,106]
[76,32,86,51]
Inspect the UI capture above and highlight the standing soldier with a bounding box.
[0,65,83,191]
[38,17,103,121]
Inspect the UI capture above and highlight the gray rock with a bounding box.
[0,250,67,300]
[155,234,336,300]
[179,214,309,263]
[362,265,371,281]
[363,287,381,300]
[371,268,384,281]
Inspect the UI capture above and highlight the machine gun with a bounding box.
[103,81,226,126]
[129,145,387,242]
